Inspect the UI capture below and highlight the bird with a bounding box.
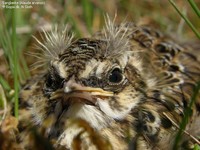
[18,16,200,150]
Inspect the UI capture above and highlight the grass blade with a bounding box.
[11,0,19,118]
[188,0,200,18]
[169,0,200,39]
[0,75,11,91]
[173,81,200,149]
[0,84,8,125]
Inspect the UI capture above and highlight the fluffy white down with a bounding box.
[66,103,112,130]
[97,98,137,120]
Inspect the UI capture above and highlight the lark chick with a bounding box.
[19,17,200,150]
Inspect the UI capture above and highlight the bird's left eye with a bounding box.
[108,68,123,84]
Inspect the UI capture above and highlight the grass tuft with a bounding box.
[0,0,30,119]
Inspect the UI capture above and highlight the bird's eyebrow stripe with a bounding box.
[95,62,109,76]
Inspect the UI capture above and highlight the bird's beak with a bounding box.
[50,79,113,105]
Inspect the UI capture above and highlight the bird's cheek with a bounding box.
[96,97,132,120]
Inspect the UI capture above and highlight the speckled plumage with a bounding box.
[19,17,200,150]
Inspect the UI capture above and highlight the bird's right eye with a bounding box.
[43,70,65,95]
[45,74,54,88]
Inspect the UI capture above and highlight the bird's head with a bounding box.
[34,19,151,130]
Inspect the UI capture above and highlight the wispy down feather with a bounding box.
[102,14,136,58]
[30,16,136,70]
[30,25,74,70]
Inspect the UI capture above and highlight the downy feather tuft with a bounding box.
[30,25,74,70]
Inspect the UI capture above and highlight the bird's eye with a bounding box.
[43,69,65,96]
[46,74,53,87]
[108,68,123,84]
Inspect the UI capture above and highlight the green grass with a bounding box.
[0,1,30,118]
[169,0,200,39]
[81,0,94,34]
[188,0,200,18]
[12,0,19,118]
[0,75,11,92]
[194,144,200,150]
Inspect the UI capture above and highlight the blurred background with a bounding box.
[0,0,199,122]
